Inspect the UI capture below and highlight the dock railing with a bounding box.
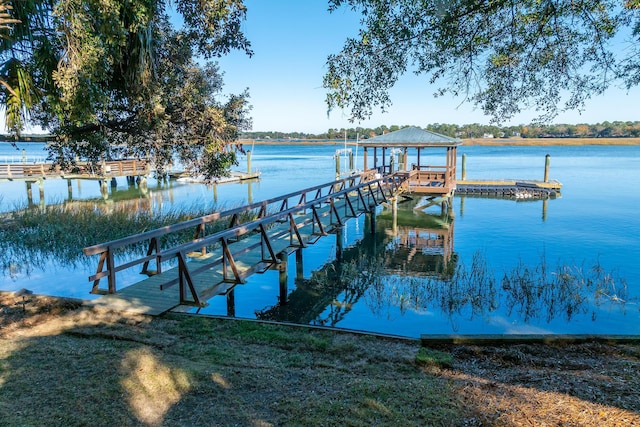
[0,159,149,180]
[406,165,455,194]
[83,172,407,304]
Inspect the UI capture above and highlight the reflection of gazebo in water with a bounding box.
[255,198,456,326]
[361,126,462,210]
[377,198,455,277]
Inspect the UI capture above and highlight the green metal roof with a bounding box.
[360,126,462,147]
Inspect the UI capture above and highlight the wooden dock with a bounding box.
[0,159,149,181]
[172,170,261,184]
[83,172,405,315]
[456,179,562,198]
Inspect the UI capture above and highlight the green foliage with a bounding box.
[325,1,640,124]
[415,347,453,368]
[1,0,252,178]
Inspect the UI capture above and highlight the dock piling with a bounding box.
[461,154,467,181]
[278,252,288,304]
[544,154,550,183]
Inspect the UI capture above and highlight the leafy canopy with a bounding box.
[1,0,252,178]
[325,0,640,124]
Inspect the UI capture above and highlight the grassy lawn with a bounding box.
[1,293,639,426]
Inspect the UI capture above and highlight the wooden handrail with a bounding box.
[83,172,406,294]
[0,159,149,180]
[83,173,375,255]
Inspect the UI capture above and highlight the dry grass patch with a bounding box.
[1,292,639,426]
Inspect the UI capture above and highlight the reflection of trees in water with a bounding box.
[364,251,498,329]
[363,252,634,331]
[502,258,631,323]
[258,197,635,331]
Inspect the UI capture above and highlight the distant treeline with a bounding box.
[242,121,640,140]
[0,134,54,142]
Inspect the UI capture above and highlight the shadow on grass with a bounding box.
[1,293,639,426]
[0,295,462,426]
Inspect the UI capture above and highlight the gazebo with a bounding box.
[360,126,462,201]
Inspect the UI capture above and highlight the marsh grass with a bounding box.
[0,202,234,277]
[319,250,635,329]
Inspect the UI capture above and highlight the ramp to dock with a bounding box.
[83,172,405,315]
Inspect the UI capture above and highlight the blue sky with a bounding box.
[4,1,638,135]
[214,0,640,134]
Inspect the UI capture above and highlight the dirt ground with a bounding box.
[1,292,639,426]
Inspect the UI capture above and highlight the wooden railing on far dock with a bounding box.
[0,159,149,181]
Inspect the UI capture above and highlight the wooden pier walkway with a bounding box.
[83,172,406,315]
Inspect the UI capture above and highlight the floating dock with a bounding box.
[456,179,562,198]
[172,170,260,184]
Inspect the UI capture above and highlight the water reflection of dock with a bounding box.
[255,197,456,326]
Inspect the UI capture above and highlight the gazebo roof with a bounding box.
[360,126,462,148]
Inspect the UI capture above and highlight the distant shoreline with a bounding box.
[462,137,640,146]
[4,136,640,147]
[241,137,640,146]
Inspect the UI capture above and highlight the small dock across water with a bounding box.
[0,159,149,181]
[456,179,562,198]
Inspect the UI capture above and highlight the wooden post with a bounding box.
[462,153,467,180]
[335,226,344,262]
[382,147,386,173]
[544,154,550,183]
[278,252,288,304]
[26,181,33,205]
[38,179,45,209]
[227,288,236,317]
[392,197,397,236]
[402,149,408,171]
[67,179,73,200]
[100,180,109,199]
[247,150,252,173]
[368,206,376,235]
[373,147,377,170]
[335,153,340,179]
[363,147,368,171]
[349,150,354,171]
[295,248,304,285]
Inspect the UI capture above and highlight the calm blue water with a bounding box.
[1,141,639,337]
